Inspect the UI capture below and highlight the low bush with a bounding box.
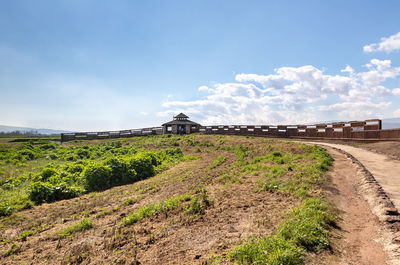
[40,167,59,181]
[17,149,37,161]
[104,157,137,186]
[127,152,157,180]
[28,181,83,204]
[82,163,112,192]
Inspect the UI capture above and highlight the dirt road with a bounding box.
[306,142,400,264]
[309,142,400,210]
[324,147,388,265]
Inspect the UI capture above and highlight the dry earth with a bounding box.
[1,136,399,264]
[307,141,400,265]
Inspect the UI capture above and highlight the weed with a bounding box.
[228,198,335,264]
[185,188,211,216]
[3,242,21,257]
[57,218,94,238]
[17,230,33,241]
[123,193,191,225]
[229,235,304,265]
[278,198,335,251]
[209,155,226,169]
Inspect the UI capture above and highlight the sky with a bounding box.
[0,0,400,131]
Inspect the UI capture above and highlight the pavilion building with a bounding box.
[162,113,201,134]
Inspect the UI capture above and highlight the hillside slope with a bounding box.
[0,135,388,264]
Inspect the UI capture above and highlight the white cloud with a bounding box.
[318,101,391,120]
[393,88,400,95]
[159,58,399,125]
[363,32,400,53]
[394,109,400,118]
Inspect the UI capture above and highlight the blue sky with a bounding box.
[1,0,400,131]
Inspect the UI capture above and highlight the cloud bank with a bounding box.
[159,58,399,125]
[364,32,400,53]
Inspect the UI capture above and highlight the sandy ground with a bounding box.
[310,142,400,210]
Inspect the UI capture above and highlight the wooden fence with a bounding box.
[61,119,400,142]
[198,119,400,141]
[61,127,163,142]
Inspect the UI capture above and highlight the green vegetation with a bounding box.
[0,135,336,264]
[0,137,190,216]
[3,242,21,257]
[56,217,94,238]
[122,193,191,225]
[229,199,335,264]
[185,188,211,216]
[209,155,226,169]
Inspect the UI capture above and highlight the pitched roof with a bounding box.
[162,119,201,126]
[174,113,189,119]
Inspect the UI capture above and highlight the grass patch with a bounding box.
[57,218,93,238]
[278,198,335,251]
[209,155,226,169]
[229,235,304,265]
[122,193,191,225]
[228,198,335,264]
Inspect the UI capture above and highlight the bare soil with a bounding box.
[321,147,388,265]
[0,136,398,264]
[355,141,400,160]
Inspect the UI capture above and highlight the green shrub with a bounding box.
[82,163,112,192]
[66,163,85,174]
[128,152,156,180]
[28,181,83,204]
[49,154,58,160]
[111,141,122,148]
[17,149,36,160]
[40,167,59,181]
[3,242,21,257]
[39,143,56,150]
[76,149,90,159]
[66,155,77,161]
[104,157,137,186]
[28,181,54,204]
[0,201,13,216]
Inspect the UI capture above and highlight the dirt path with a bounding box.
[310,142,400,210]
[324,147,388,265]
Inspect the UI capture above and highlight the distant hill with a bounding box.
[0,125,74,135]
[382,118,400,130]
